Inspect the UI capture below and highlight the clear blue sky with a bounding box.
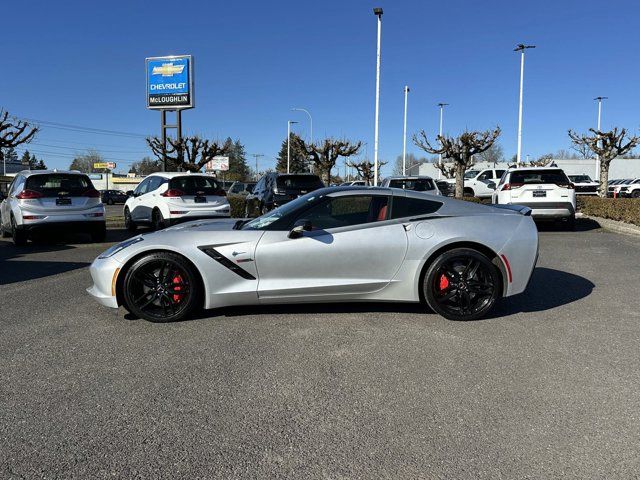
[3,0,639,175]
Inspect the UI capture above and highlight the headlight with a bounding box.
[98,236,144,259]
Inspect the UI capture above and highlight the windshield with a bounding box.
[510,170,570,185]
[569,175,592,183]
[388,178,435,191]
[276,175,323,190]
[246,183,256,193]
[464,170,480,179]
[25,174,92,197]
[242,192,321,230]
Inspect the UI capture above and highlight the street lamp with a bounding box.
[291,108,313,145]
[402,86,410,175]
[373,7,383,186]
[514,43,536,167]
[437,102,449,178]
[287,120,298,174]
[594,96,608,181]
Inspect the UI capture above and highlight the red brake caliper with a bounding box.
[172,274,184,303]
[438,274,450,291]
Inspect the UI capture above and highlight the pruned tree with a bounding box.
[568,128,640,197]
[528,153,553,167]
[346,159,387,186]
[0,110,39,166]
[434,161,457,179]
[414,127,501,198]
[147,135,230,172]
[296,137,362,184]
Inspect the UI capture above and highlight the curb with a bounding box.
[576,213,640,237]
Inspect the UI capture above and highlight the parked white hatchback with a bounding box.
[0,170,106,245]
[492,167,576,228]
[124,172,230,231]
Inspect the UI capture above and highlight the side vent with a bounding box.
[199,247,256,280]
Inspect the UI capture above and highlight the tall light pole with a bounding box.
[287,120,298,174]
[594,96,608,181]
[437,102,449,178]
[514,44,535,167]
[402,86,410,175]
[291,108,313,145]
[373,7,383,186]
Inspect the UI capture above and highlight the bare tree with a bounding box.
[568,128,640,196]
[414,128,501,198]
[434,161,457,179]
[476,142,504,165]
[296,137,362,184]
[346,159,387,185]
[528,153,553,167]
[147,135,230,172]
[0,110,39,165]
[570,142,593,159]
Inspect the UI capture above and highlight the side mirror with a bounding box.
[288,219,312,239]
[487,182,496,190]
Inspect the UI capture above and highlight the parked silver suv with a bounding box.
[0,170,106,245]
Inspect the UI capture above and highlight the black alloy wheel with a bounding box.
[122,252,201,322]
[124,208,136,232]
[424,248,501,321]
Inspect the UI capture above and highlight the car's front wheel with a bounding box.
[122,252,201,323]
[423,248,501,321]
[124,208,136,232]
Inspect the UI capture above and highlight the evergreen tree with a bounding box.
[20,150,31,166]
[3,147,18,164]
[224,138,250,181]
[276,133,309,173]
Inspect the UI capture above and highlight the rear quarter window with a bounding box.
[391,196,442,218]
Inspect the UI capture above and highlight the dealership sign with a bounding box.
[205,156,230,172]
[146,55,194,109]
[93,162,116,170]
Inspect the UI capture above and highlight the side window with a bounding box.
[498,172,509,186]
[147,177,163,192]
[391,196,442,218]
[495,170,506,179]
[477,170,492,181]
[10,176,25,195]
[299,195,389,230]
[135,178,151,196]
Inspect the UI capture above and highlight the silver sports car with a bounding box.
[87,187,538,322]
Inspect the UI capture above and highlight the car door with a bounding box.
[472,170,494,197]
[138,176,165,220]
[130,178,152,220]
[1,176,19,229]
[254,193,408,300]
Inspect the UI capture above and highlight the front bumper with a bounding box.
[86,255,122,309]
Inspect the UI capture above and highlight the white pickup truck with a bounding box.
[446,168,506,198]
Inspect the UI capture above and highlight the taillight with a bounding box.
[162,189,185,197]
[84,189,101,198]
[557,183,575,189]
[501,183,523,191]
[16,189,43,199]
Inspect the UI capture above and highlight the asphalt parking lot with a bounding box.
[1,220,640,478]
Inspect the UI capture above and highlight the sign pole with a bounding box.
[177,109,183,171]
[161,110,167,172]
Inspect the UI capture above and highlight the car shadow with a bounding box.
[535,217,601,232]
[487,267,595,318]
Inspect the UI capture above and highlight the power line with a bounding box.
[23,118,149,139]
[28,142,148,155]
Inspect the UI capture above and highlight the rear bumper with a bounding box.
[509,202,575,219]
[17,220,106,232]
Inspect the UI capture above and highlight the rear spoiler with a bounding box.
[492,204,532,216]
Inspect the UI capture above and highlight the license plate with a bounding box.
[56,198,72,205]
[194,196,207,203]
[533,190,546,198]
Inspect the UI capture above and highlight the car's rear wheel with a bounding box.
[122,252,201,323]
[152,209,166,230]
[632,190,640,198]
[11,216,28,246]
[1,218,10,238]
[124,208,136,231]
[423,248,501,321]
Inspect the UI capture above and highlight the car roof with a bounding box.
[385,175,435,180]
[146,172,217,179]
[507,167,564,172]
[18,169,87,178]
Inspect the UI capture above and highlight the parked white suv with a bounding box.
[0,170,106,245]
[492,167,576,227]
[615,178,640,198]
[446,168,506,198]
[124,172,230,231]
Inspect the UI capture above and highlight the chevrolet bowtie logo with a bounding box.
[151,63,185,76]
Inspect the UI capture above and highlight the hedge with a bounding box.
[227,194,248,218]
[577,196,640,227]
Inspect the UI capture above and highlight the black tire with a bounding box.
[124,208,137,232]
[632,190,640,199]
[463,188,475,197]
[11,216,27,246]
[122,252,201,323]
[90,223,107,242]
[152,209,166,231]
[423,248,501,321]
[1,219,10,238]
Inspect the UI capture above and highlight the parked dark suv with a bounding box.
[244,173,324,217]
[100,189,128,205]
